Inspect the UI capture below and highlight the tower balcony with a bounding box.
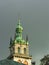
[8,53,32,60]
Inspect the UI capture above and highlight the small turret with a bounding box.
[10,37,12,46]
[26,35,28,42]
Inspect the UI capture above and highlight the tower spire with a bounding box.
[15,18,23,43]
[18,18,21,25]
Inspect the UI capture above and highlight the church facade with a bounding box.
[7,19,32,65]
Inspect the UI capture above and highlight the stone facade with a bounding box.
[13,57,32,65]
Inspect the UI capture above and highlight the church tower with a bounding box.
[8,19,32,65]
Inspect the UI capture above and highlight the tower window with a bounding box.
[18,47,20,54]
[24,48,26,54]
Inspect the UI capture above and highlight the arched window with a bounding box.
[24,48,26,54]
[18,47,20,54]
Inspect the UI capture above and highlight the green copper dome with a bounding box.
[15,19,23,42]
[16,19,23,33]
[10,19,28,46]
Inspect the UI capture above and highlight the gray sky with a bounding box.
[0,0,49,65]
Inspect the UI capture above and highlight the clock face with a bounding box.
[17,60,28,65]
[17,59,22,63]
[23,60,28,65]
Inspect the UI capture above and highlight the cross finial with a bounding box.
[18,18,21,25]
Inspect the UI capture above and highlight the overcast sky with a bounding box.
[0,0,49,65]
